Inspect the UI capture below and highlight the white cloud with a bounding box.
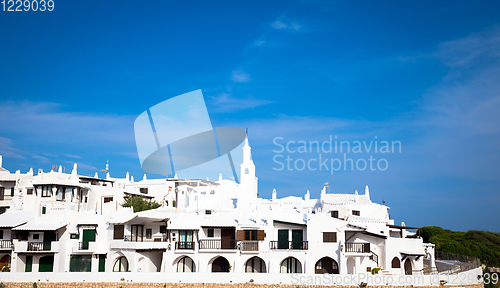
[230,70,252,83]
[272,20,301,31]
[210,93,273,113]
[0,137,25,159]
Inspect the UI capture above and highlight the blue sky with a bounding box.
[1,0,500,232]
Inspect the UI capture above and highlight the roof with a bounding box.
[322,193,372,205]
[387,224,419,230]
[124,190,155,198]
[0,210,36,228]
[13,215,68,231]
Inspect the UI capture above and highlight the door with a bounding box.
[131,225,143,242]
[39,255,54,272]
[278,229,289,249]
[292,229,303,249]
[43,231,56,251]
[212,256,230,272]
[404,258,412,275]
[0,187,4,200]
[25,255,33,272]
[221,228,235,249]
[0,255,10,271]
[82,229,96,249]
[98,255,106,272]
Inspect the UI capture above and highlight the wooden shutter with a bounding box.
[323,232,337,243]
[113,225,124,240]
[257,230,265,241]
[236,230,245,241]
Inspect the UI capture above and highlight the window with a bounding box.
[205,210,212,215]
[331,210,339,218]
[70,234,79,239]
[0,230,3,239]
[323,232,337,243]
[140,188,148,194]
[42,186,51,197]
[160,225,167,234]
[10,187,14,196]
[391,257,401,268]
[42,206,46,214]
[113,256,128,272]
[179,230,193,244]
[27,188,33,195]
[207,228,214,238]
[113,225,124,240]
[169,187,172,192]
[237,230,265,241]
[103,197,113,203]
[352,210,360,216]
[33,234,40,240]
[146,228,152,239]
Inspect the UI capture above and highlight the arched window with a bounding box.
[245,168,249,174]
[245,256,266,273]
[176,256,195,272]
[391,257,401,268]
[113,256,128,272]
[280,257,302,273]
[315,257,339,274]
[212,256,230,272]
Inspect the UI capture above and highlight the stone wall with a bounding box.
[0,283,485,288]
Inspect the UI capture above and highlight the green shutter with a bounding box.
[42,206,46,214]
[82,229,96,242]
[278,230,289,249]
[38,255,54,272]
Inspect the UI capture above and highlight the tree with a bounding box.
[121,195,161,213]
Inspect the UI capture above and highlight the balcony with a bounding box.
[198,239,236,250]
[270,241,308,250]
[0,240,13,250]
[72,241,97,253]
[124,235,167,242]
[175,241,195,250]
[240,241,259,252]
[345,242,370,253]
[13,241,59,253]
[110,236,168,250]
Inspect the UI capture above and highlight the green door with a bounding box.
[98,254,106,272]
[278,229,289,249]
[25,255,33,272]
[38,255,54,272]
[82,229,96,249]
[292,229,303,249]
[43,231,56,251]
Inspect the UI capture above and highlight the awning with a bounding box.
[13,219,67,231]
[273,220,307,228]
[387,224,420,230]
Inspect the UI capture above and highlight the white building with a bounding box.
[0,140,436,276]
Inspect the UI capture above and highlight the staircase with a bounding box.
[370,251,379,266]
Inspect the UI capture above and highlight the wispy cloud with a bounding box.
[230,70,252,83]
[65,161,97,171]
[65,154,82,159]
[210,93,273,112]
[32,154,50,163]
[272,19,301,31]
[0,137,25,159]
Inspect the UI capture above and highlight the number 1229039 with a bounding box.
[2,0,54,11]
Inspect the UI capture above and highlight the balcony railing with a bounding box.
[0,240,13,250]
[240,241,259,251]
[198,239,236,250]
[269,241,308,250]
[79,241,90,250]
[345,242,370,253]
[175,241,195,250]
[123,235,167,242]
[27,242,52,251]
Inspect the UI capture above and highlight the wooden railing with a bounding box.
[0,240,13,249]
[198,239,236,250]
[345,242,370,253]
[27,242,52,251]
[269,241,308,250]
[240,241,259,251]
[175,241,195,250]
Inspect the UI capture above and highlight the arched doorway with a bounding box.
[391,257,401,268]
[280,257,302,273]
[212,256,230,272]
[245,256,266,273]
[113,256,129,272]
[39,255,54,272]
[0,255,10,272]
[347,257,355,274]
[404,258,412,275]
[176,256,195,272]
[315,257,339,274]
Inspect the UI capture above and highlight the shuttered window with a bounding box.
[236,230,265,241]
[323,232,337,243]
[352,210,360,216]
[27,188,33,195]
[331,211,339,218]
[113,225,124,240]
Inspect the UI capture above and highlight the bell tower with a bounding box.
[239,134,258,199]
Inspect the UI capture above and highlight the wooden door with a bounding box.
[220,228,235,249]
[278,229,289,249]
[292,229,303,249]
